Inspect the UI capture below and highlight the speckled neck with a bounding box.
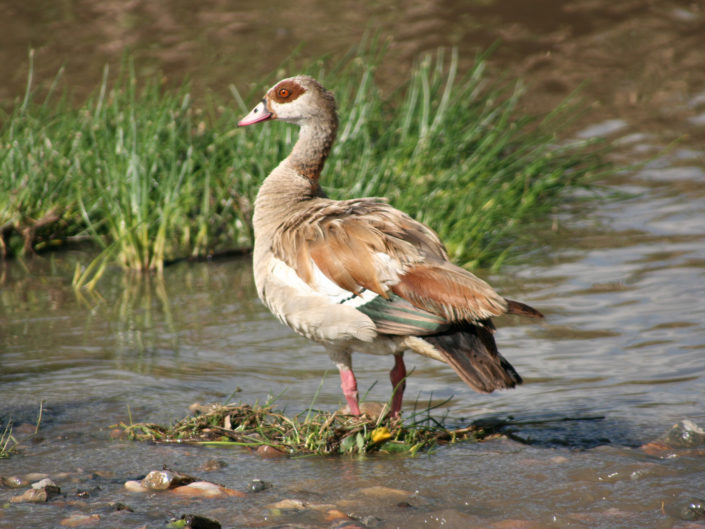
[285,112,338,187]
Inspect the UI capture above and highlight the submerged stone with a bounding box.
[168,514,222,529]
[329,521,367,529]
[267,498,338,513]
[324,509,349,521]
[32,477,58,489]
[10,484,61,503]
[642,419,705,454]
[124,480,148,493]
[200,459,226,472]
[268,498,307,511]
[109,502,133,512]
[1,475,26,488]
[170,481,245,498]
[678,499,705,521]
[662,420,705,448]
[59,513,101,527]
[354,515,384,527]
[358,485,413,500]
[24,472,50,481]
[248,478,268,492]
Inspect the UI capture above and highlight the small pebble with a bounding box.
[1,476,26,488]
[358,485,412,500]
[168,514,222,529]
[267,498,338,513]
[59,513,100,527]
[170,481,245,498]
[33,477,57,489]
[325,509,349,521]
[268,498,307,511]
[124,480,148,493]
[329,521,366,529]
[679,499,705,521]
[249,479,268,492]
[357,515,384,527]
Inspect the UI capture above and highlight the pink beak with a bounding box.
[238,100,273,126]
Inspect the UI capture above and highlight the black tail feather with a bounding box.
[505,298,544,319]
[424,323,522,393]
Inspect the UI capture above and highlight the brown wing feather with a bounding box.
[391,263,508,322]
[324,219,388,297]
[308,239,361,293]
[272,198,447,297]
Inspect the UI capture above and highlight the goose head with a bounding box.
[238,75,336,127]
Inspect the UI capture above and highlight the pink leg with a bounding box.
[389,353,406,417]
[339,367,361,416]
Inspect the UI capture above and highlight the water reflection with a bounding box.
[0,254,262,412]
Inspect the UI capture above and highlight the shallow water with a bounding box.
[2,1,705,528]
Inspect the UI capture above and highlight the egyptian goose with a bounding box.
[238,75,543,417]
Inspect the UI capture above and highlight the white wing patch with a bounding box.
[268,256,378,307]
[268,256,313,293]
[310,259,379,307]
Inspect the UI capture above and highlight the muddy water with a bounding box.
[2,1,705,528]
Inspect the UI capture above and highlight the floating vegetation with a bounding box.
[1,420,18,458]
[115,402,502,456]
[1,42,609,287]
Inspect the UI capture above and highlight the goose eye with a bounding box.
[278,88,290,98]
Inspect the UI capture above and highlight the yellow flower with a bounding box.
[370,427,393,444]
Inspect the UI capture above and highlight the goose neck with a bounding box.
[286,117,338,182]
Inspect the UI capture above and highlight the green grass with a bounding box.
[1,420,18,458]
[115,401,501,456]
[0,45,608,286]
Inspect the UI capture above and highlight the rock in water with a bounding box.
[32,477,58,489]
[124,480,148,493]
[59,514,101,527]
[679,499,705,521]
[168,514,222,529]
[662,420,705,448]
[10,485,61,503]
[170,481,245,498]
[1,476,26,488]
[249,479,268,492]
[142,469,197,490]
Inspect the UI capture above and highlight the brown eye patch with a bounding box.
[271,80,305,103]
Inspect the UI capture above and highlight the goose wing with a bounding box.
[271,198,525,334]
